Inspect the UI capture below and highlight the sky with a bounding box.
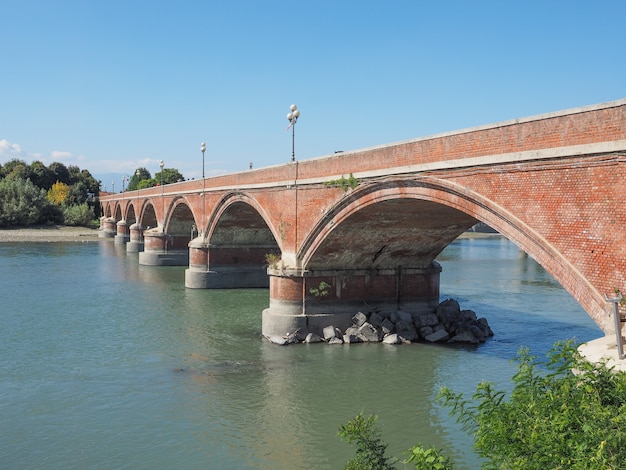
[1,0,625,190]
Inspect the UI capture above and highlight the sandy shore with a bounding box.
[0,225,100,243]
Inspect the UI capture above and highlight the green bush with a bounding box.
[62,203,95,226]
[339,341,626,469]
[338,413,394,470]
[0,178,49,226]
[404,444,453,469]
[439,340,626,469]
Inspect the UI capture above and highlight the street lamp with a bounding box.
[135,169,140,222]
[200,142,206,237]
[112,180,115,193]
[121,175,128,219]
[159,160,165,232]
[201,142,206,179]
[286,104,300,162]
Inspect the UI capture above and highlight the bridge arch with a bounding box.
[206,192,280,247]
[101,202,112,218]
[124,204,137,225]
[299,177,607,330]
[165,197,197,250]
[113,204,122,222]
[184,192,280,289]
[140,200,158,230]
[206,192,281,265]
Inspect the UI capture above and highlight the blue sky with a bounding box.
[1,0,624,189]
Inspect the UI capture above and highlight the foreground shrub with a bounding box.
[338,413,394,469]
[339,341,626,469]
[440,340,626,469]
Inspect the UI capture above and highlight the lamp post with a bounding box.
[112,180,115,193]
[286,104,300,162]
[121,175,128,218]
[135,169,140,222]
[121,176,125,220]
[200,142,206,237]
[159,160,164,232]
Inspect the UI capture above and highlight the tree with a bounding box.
[138,178,157,189]
[48,162,70,185]
[30,161,55,189]
[0,160,99,227]
[127,167,151,191]
[155,167,185,185]
[0,178,50,226]
[67,165,80,185]
[1,158,30,181]
[439,340,626,469]
[47,181,70,205]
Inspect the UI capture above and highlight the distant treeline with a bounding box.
[0,159,100,227]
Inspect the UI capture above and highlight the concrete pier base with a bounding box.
[126,223,144,253]
[184,235,270,288]
[114,220,129,245]
[98,217,116,239]
[262,263,442,337]
[139,229,188,266]
[139,250,189,266]
[185,267,268,289]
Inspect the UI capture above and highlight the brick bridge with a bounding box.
[99,99,626,338]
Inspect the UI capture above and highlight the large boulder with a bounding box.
[449,330,480,344]
[395,320,418,342]
[382,333,402,345]
[424,329,450,343]
[352,311,368,327]
[304,333,323,343]
[323,325,342,341]
[358,322,382,342]
[391,310,413,324]
[414,312,439,328]
[380,318,395,335]
[343,333,363,344]
[436,299,461,330]
[368,311,385,327]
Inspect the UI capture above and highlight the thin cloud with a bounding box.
[50,150,73,160]
[0,139,23,158]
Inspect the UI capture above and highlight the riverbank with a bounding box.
[0,227,502,243]
[0,225,100,243]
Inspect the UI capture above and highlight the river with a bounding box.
[0,236,602,469]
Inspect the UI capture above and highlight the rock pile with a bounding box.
[266,298,493,346]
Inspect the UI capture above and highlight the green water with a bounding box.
[0,238,602,468]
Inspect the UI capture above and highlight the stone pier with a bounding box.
[261,262,442,337]
[138,229,188,266]
[126,222,144,253]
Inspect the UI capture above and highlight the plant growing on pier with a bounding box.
[309,281,331,297]
[265,253,280,270]
[324,173,359,191]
